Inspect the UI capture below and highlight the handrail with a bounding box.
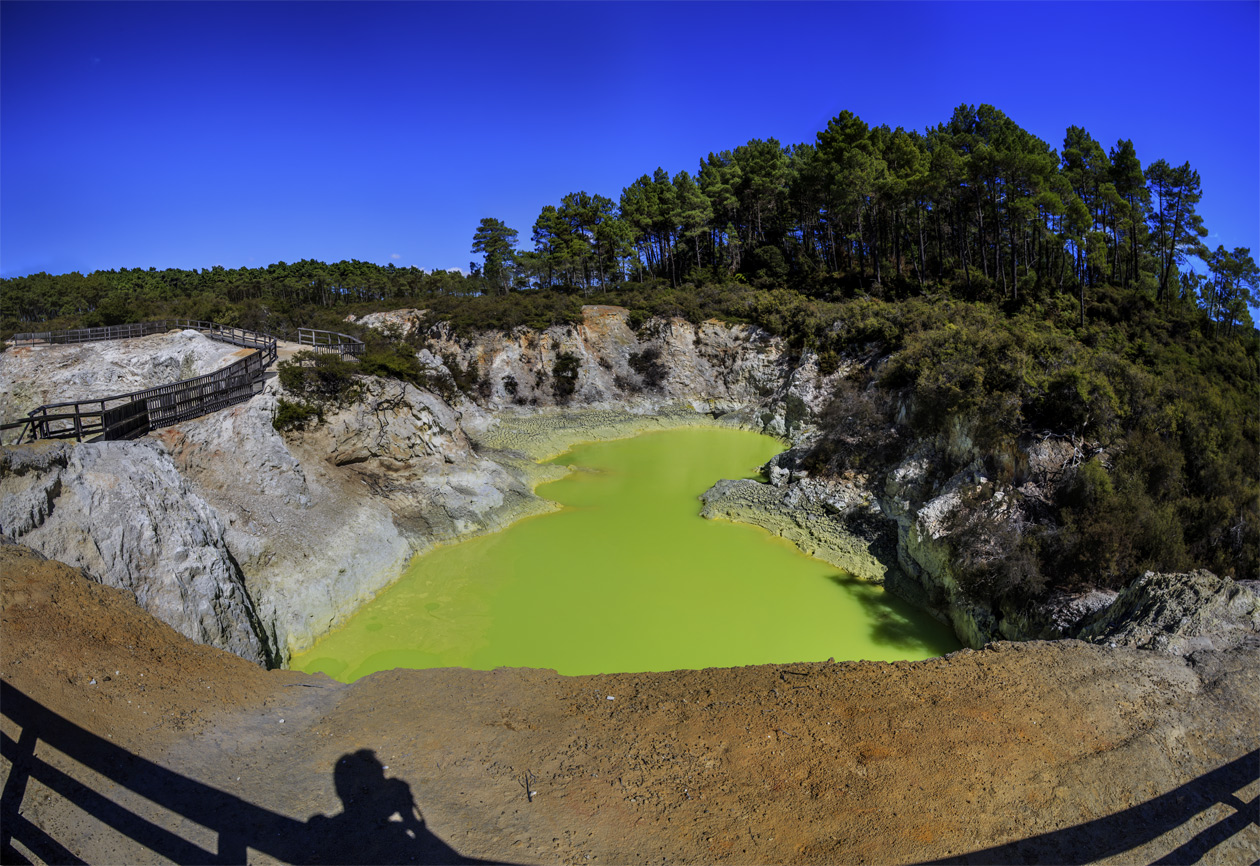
[9,321,170,346]
[297,327,365,357]
[5,321,278,444]
[10,319,275,351]
[0,418,34,444]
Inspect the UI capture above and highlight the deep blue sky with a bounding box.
[2,1,1257,279]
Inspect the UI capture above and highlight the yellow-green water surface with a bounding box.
[293,427,959,681]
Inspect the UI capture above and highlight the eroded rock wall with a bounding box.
[1079,570,1260,654]
[157,376,549,663]
[0,439,273,665]
[415,304,789,415]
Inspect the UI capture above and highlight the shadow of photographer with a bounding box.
[297,749,487,865]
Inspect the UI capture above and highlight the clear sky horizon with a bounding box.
[2,0,1257,282]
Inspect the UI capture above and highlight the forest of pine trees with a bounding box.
[3,104,1256,335]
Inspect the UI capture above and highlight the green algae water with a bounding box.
[292,428,959,681]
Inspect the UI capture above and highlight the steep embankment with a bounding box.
[0,439,272,664]
[2,544,1256,865]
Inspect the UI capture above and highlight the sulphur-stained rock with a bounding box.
[0,329,244,424]
[0,438,273,665]
[1078,570,1260,654]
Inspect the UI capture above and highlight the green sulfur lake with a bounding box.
[292,427,959,681]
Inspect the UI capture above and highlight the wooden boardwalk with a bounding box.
[2,320,362,444]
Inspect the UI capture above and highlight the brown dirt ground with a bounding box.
[1,544,1256,865]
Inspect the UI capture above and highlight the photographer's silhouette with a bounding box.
[303,749,482,865]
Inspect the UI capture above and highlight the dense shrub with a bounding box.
[628,346,668,389]
[272,397,323,432]
[277,351,360,403]
[552,351,580,400]
[806,285,1258,596]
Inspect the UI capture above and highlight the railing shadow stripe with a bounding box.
[0,681,305,863]
[919,749,1260,864]
[1,730,215,863]
[1,810,88,865]
[1150,795,1260,865]
[1,681,495,865]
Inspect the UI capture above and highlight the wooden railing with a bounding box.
[10,319,275,352]
[297,327,365,357]
[8,321,171,346]
[5,321,278,444]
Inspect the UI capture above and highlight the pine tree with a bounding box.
[471,218,519,295]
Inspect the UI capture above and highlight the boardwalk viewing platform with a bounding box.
[1,321,363,444]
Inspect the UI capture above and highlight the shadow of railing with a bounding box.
[919,748,1259,865]
[0,681,492,865]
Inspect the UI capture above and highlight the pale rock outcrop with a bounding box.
[756,349,850,439]
[1,329,243,424]
[1079,570,1260,654]
[0,439,272,664]
[999,588,1120,642]
[397,305,788,415]
[700,475,893,584]
[344,309,426,339]
[307,378,473,467]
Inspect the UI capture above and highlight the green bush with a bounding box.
[272,397,323,432]
[277,350,361,403]
[552,351,580,400]
[628,346,667,389]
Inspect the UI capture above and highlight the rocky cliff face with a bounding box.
[415,304,789,415]
[155,374,550,663]
[1079,570,1260,654]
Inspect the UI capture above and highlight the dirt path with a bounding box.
[2,545,1256,864]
